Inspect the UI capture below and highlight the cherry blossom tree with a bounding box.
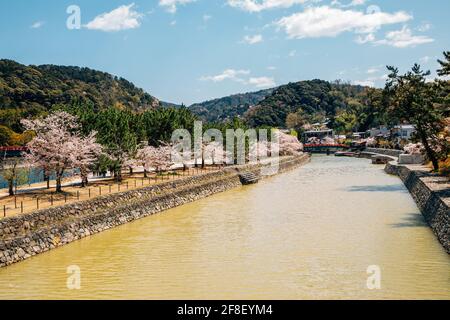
[202,141,224,167]
[22,111,101,192]
[135,143,174,175]
[404,142,425,155]
[365,137,377,147]
[135,145,158,177]
[322,136,336,145]
[307,137,320,144]
[154,144,173,172]
[248,140,271,162]
[277,131,303,156]
[70,132,103,187]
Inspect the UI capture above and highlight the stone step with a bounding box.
[238,172,259,185]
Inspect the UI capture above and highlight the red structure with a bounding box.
[304,143,348,148]
[0,146,28,158]
[0,146,28,151]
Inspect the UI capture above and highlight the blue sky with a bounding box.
[0,0,449,105]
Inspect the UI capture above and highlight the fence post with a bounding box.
[109,185,112,193]
[21,201,23,214]
[14,196,17,209]
[51,194,53,206]
[36,198,39,210]
[126,182,129,190]
[88,188,91,198]
[99,186,102,195]
[3,205,5,217]
[77,190,80,200]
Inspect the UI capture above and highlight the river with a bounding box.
[0,155,449,299]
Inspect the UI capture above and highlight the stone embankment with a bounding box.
[385,161,449,253]
[0,154,310,267]
[365,148,403,158]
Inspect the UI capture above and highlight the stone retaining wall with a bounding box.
[385,162,449,253]
[366,148,403,158]
[0,154,310,267]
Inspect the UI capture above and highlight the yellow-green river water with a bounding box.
[0,155,449,299]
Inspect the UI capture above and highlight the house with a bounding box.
[393,124,415,140]
[302,129,334,143]
[369,126,389,138]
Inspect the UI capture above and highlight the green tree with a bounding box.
[384,63,447,170]
[437,51,450,76]
[334,110,358,134]
[0,158,28,196]
[437,51,450,115]
[285,110,306,133]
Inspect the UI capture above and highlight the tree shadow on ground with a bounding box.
[389,213,428,228]
[346,184,407,193]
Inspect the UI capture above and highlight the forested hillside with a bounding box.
[244,80,380,132]
[0,59,382,139]
[0,59,160,131]
[189,88,274,122]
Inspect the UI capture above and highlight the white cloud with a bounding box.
[242,34,263,44]
[275,6,412,39]
[31,21,44,29]
[203,14,212,22]
[159,0,196,13]
[200,69,250,83]
[353,79,375,87]
[248,76,276,88]
[417,22,431,32]
[349,0,365,5]
[200,69,275,88]
[288,50,297,57]
[374,26,434,48]
[355,33,375,44]
[170,20,177,26]
[420,56,431,64]
[367,67,379,74]
[227,0,307,13]
[353,74,389,87]
[85,4,142,31]
[331,0,366,8]
[267,66,277,70]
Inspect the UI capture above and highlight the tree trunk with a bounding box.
[56,176,62,193]
[8,181,14,196]
[418,128,439,171]
[43,172,50,189]
[81,174,88,188]
[55,168,64,193]
[116,169,122,182]
[143,169,147,178]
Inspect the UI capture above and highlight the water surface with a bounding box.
[0,155,449,299]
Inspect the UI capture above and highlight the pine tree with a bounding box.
[384,64,447,171]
